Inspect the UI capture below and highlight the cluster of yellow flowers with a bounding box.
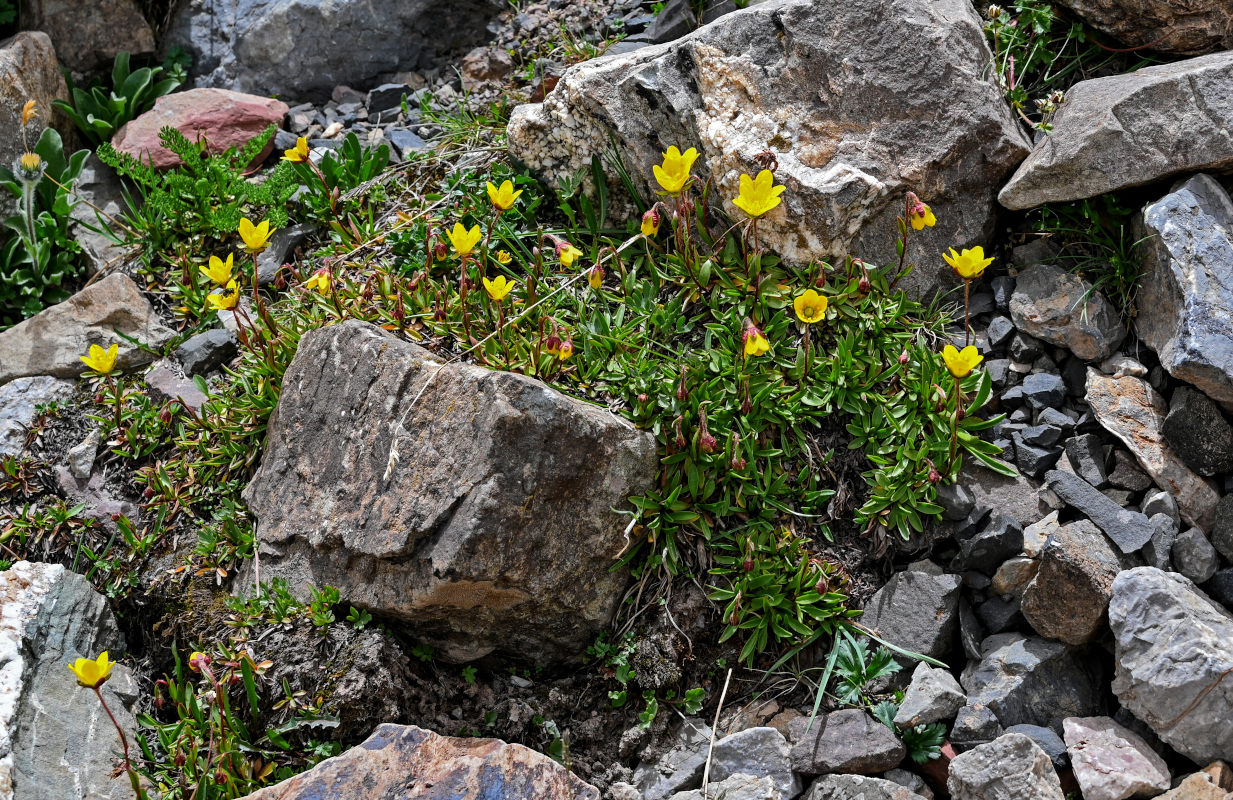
[650,145,994,379]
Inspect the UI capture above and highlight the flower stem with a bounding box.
[93,687,147,800]
[964,279,972,346]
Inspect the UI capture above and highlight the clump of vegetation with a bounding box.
[54,51,185,146]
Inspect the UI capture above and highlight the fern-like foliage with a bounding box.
[98,124,297,251]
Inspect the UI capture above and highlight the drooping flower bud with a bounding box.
[898,350,909,365]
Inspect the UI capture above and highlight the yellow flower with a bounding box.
[732,169,785,219]
[942,344,983,378]
[19,152,40,171]
[486,179,523,211]
[282,136,310,163]
[207,280,240,311]
[21,99,36,126]
[943,246,994,281]
[448,222,483,257]
[80,343,118,375]
[558,338,574,360]
[743,324,770,357]
[483,274,515,301]
[496,249,512,265]
[641,209,660,237]
[653,146,699,196]
[588,264,605,290]
[910,203,936,231]
[793,289,828,324]
[558,242,583,268]
[305,268,331,294]
[200,253,233,285]
[238,218,273,253]
[68,651,114,688]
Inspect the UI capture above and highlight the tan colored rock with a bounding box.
[1157,772,1232,799]
[0,273,175,386]
[508,0,1029,298]
[244,321,658,663]
[1085,369,1220,529]
[1009,263,1124,362]
[1053,0,1233,56]
[1021,520,1128,645]
[112,88,288,169]
[21,0,155,73]
[240,724,599,800]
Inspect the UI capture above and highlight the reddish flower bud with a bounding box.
[174,751,186,767]
[143,487,155,500]
[898,350,909,365]
[743,558,754,572]
[214,768,227,785]
[858,275,871,293]
[741,396,753,415]
[637,393,648,403]
[274,270,287,291]
[929,466,941,484]
[700,431,717,453]
[434,241,449,260]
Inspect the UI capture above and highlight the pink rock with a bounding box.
[112,88,288,170]
[1063,716,1171,800]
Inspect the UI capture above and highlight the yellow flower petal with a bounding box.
[793,289,828,324]
[942,344,983,378]
[68,651,114,688]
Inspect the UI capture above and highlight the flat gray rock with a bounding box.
[999,51,1233,210]
[947,733,1065,800]
[0,376,74,457]
[1009,264,1124,362]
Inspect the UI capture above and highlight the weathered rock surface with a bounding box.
[243,320,658,662]
[803,774,929,800]
[1109,567,1233,764]
[858,561,961,662]
[1009,263,1124,361]
[953,462,1051,529]
[166,0,504,100]
[1157,772,1231,800]
[69,154,130,277]
[1063,716,1171,800]
[240,723,599,799]
[0,33,69,215]
[0,561,140,800]
[634,719,712,800]
[711,727,800,799]
[999,52,1233,209]
[961,633,1102,732]
[947,733,1065,800]
[1085,370,1220,529]
[508,0,1029,297]
[1053,0,1233,56]
[893,663,966,727]
[112,88,288,170]
[790,709,906,775]
[1044,470,1153,554]
[1021,519,1131,645]
[21,0,155,73]
[0,273,175,387]
[1137,174,1233,410]
[0,376,74,457]
[1164,386,1233,477]
[668,773,780,800]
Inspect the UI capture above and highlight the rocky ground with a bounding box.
[3,0,1233,800]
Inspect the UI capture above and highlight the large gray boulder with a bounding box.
[1136,174,1233,410]
[947,733,1065,800]
[243,320,659,663]
[508,0,1029,298]
[0,273,175,387]
[1085,369,1220,529]
[1052,0,1233,56]
[165,0,504,100]
[21,0,155,74]
[961,633,1103,733]
[0,561,140,800]
[999,51,1233,209]
[1108,567,1233,764]
[1008,264,1124,362]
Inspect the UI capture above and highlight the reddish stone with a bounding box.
[112,88,288,170]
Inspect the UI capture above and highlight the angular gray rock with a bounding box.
[1052,0,1233,56]
[1044,470,1153,553]
[951,702,1004,753]
[858,561,961,662]
[166,0,504,100]
[803,774,929,800]
[1004,724,1068,770]
[1009,264,1125,362]
[175,328,238,376]
[0,376,74,457]
[21,0,155,74]
[710,727,800,799]
[668,773,779,800]
[1109,567,1233,764]
[893,663,966,727]
[1021,519,1133,645]
[961,633,1103,733]
[999,52,1233,209]
[1212,495,1233,562]
[0,561,140,800]
[953,462,1051,529]
[68,155,131,277]
[1163,387,1233,476]
[790,709,906,775]
[1173,527,1220,584]
[634,719,712,800]
[508,0,1029,297]
[1062,716,1170,800]
[243,320,658,662]
[1137,174,1233,410]
[1064,433,1109,488]
[947,733,1065,800]
[0,273,175,387]
[1085,369,1221,529]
